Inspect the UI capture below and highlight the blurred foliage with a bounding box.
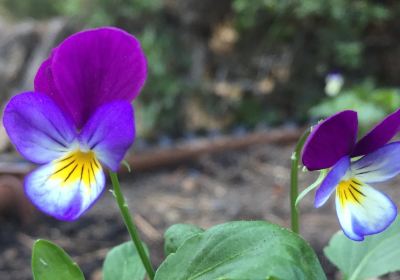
[231,0,395,126]
[1,0,399,137]
[232,0,390,69]
[0,0,60,19]
[310,80,400,133]
[136,26,190,137]
[60,0,163,27]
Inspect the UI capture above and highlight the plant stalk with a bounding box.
[109,171,155,280]
[290,129,310,234]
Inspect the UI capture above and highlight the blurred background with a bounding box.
[1,0,400,279]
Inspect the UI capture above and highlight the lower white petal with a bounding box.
[25,150,105,221]
[335,180,397,241]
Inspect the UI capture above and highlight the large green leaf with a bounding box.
[103,241,147,280]
[155,221,326,280]
[164,223,204,256]
[32,239,84,280]
[324,217,400,280]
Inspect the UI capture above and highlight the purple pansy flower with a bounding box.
[302,109,400,241]
[3,27,147,221]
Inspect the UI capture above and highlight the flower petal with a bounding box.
[335,182,397,241]
[351,142,400,183]
[24,150,105,221]
[34,48,57,93]
[352,109,400,157]
[34,55,53,94]
[302,110,358,171]
[49,27,147,128]
[314,156,350,208]
[3,92,76,164]
[79,101,135,171]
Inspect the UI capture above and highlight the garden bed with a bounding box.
[1,141,400,279]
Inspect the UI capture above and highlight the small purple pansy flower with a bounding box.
[302,109,400,241]
[2,27,147,221]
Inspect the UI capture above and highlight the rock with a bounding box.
[0,175,35,224]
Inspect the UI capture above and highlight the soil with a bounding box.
[1,142,400,280]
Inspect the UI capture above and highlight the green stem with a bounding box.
[290,129,311,234]
[109,171,155,280]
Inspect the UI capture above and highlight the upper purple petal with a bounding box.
[352,108,400,157]
[35,27,147,128]
[79,101,135,171]
[35,48,57,94]
[302,110,358,171]
[34,56,53,94]
[3,92,76,164]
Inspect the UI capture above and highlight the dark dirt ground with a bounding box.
[1,142,400,280]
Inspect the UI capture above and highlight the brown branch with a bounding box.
[125,128,301,171]
[0,128,301,175]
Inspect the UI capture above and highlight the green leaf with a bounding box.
[155,221,326,280]
[324,217,400,280]
[32,239,84,280]
[103,241,147,280]
[164,224,204,256]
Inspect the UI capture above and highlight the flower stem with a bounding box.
[109,171,155,280]
[290,129,310,234]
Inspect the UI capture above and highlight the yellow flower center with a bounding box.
[336,178,366,207]
[50,150,101,188]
